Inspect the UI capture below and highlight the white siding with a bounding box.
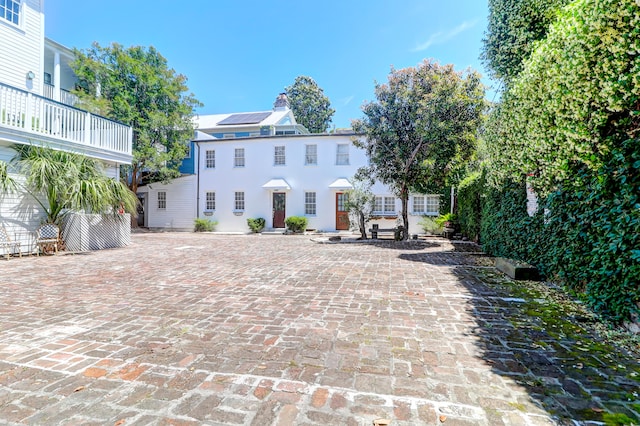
[0,0,44,94]
[0,144,46,255]
[139,175,197,231]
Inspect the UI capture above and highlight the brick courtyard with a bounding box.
[0,233,638,425]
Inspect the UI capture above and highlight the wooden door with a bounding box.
[273,192,286,228]
[336,192,349,230]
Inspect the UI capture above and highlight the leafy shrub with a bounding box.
[285,216,308,233]
[457,170,485,241]
[434,213,456,228]
[418,216,441,235]
[194,218,217,232]
[246,217,266,233]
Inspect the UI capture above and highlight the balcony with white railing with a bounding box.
[0,82,132,163]
[43,83,79,107]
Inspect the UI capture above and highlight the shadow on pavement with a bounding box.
[399,243,640,424]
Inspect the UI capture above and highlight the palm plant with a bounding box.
[8,145,137,224]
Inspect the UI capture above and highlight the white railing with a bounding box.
[0,82,131,158]
[43,84,78,106]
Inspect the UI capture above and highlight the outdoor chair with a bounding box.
[0,226,21,260]
[36,223,60,256]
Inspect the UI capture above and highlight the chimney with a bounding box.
[273,93,290,111]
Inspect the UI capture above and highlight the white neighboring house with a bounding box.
[138,95,441,234]
[0,0,132,253]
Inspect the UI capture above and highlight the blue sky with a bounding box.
[45,1,492,129]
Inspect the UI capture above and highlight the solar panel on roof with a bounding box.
[217,112,272,125]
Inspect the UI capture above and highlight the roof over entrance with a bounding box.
[328,178,353,190]
[262,178,291,190]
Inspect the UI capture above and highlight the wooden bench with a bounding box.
[369,224,404,240]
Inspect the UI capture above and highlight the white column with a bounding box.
[53,51,61,102]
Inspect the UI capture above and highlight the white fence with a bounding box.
[63,213,131,252]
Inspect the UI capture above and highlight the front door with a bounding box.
[336,192,349,230]
[273,192,286,228]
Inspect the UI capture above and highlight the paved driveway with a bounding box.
[0,233,638,425]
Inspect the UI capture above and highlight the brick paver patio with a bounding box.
[0,233,638,425]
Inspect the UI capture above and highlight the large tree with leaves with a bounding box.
[353,60,485,239]
[71,43,201,194]
[285,76,335,133]
[481,0,570,85]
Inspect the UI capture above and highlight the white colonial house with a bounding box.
[137,95,441,234]
[0,0,133,254]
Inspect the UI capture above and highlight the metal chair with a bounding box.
[36,223,60,256]
[0,226,21,260]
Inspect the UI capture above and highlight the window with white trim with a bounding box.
[234,148,245,167]
[205,192,216,210]
[305,144,317,165]
[373,196,396,215]
[305,192,316,215]
[0,0,20,25]
[205,150,215,168]
[274,145,285,166]
[157,191,166,209]
[412,195,440,215]
[234,191,245,210]
[336,144,349,165]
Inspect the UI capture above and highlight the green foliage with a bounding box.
[194,218,217,232]
[246,217,266,233]
[457,170,485,241]
[481,0,570,83]
[285,216,308,233]
[285,76,335,133]
[434,213,457,228]
[71,43,202,193]
[480,0,640,323]
[418,216,441,235]
[353,59,486,239]
[9,145,138,224]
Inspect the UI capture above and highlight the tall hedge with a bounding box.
[477,0,640,323]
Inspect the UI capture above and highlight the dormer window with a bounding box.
[0,0,20,25]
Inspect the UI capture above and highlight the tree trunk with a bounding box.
[400,186,409,240]
[359,212,367,239]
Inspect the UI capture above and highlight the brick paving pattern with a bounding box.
[0,233,638,425]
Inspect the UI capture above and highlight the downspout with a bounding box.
[195,141,201,219]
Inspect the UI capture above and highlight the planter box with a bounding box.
[495,257,540,281]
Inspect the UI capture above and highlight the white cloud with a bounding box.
[412,20,478,52]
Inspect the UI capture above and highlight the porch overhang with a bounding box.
[262,178,291,191]
[328,178,353,190]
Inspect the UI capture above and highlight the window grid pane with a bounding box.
[336,144,349,165]
[1,0,19,25]
[234,191,245,210]
[413,196,425,213]
[374,196,383,212]
[305,192,316,215]
[206,192,216,210]
[234,148,245,167]
[274,146,285,165]
[157,191,166,209]
[305,144,317,165]
[205,150,215,168]
[425,195,439,214]
[384,197,395,213]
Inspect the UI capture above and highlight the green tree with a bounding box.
[71,43,201,194]
[481,0,570,85]
[5,145,137,225]
[345,178,375,239]
[285,76,335,133]
[353,60,485,239]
